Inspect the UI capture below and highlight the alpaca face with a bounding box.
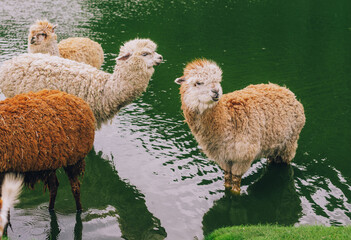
[28,20,57,51]
[175,59,223,113]
[29,32,48,45]
[116,38,163,69]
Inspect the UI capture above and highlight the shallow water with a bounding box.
[0,0,350,239]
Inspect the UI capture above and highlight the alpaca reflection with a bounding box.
[202,163,302,236]
[82,149,167,240]
[7,148,166,240]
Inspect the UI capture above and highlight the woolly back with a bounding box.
[0,90,95,172]
[57,37,104,69]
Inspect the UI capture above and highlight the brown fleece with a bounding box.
[0,90,95,172]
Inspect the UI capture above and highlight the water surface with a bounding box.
[0,0,350,239]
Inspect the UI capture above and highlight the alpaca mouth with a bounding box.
[212,96,219,102]
[154,60,164,66]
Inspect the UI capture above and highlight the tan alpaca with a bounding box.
[175,59,305,194]
[0,38,163,128]
[28,19,104,69]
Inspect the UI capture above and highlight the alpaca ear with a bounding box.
[52,25,57,33]
[116,53,131,61]
[175,77,186,85]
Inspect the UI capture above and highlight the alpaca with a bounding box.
[0,38,163,128]
[0,90,95,210]
[0,174,23,238]
[175,59,305,194]
[28,19,104,69]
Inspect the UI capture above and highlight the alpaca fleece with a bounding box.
[28,20,104,69]
[181,83,305,170]
[1,38,162,128]
[176,59,305,193]
[0,90,95,172]
[58,37,104,69]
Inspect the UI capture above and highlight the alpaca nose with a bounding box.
[211,89,220,101]
[30,37,36,44]
[155,54,163,65]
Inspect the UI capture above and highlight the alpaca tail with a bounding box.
[0,174,23,234]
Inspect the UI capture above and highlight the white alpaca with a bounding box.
[28,19,104,69]
[0,174,23,237]
[0,38,163,128]
[175,59,305,194]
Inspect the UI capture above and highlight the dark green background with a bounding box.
[0,0,350,239]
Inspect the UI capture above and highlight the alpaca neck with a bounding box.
[28,40,60,56]
[102,58,153,121]
[181,92,224,135]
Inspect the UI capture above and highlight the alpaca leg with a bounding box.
[224,171,232,189]
[278,139,298,164]
[64,160,85,211]
[65,170,82,211]
[231,175,242,195]
[230,161,252,195]
[219,162,233,189]
[47,171,59,210]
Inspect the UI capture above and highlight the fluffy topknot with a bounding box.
[183,59,223,84]
[119,38,157,56]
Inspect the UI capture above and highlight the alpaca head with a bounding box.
[175,59,223,114]
[28,19,57,53]
[116,38,163,75]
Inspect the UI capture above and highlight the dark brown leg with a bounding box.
[231,175,242,195]
[224,171,232,189]
[47,171,59,210]
[64,160,85,211]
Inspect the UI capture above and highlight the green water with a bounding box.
[0,0,350,239]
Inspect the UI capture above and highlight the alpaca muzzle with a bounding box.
[211,89,220,101]
[154,54,163,66]
[30,37,36,45]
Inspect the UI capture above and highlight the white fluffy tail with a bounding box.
[0,174,23,235]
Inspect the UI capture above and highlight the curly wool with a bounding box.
[0,90,95,172]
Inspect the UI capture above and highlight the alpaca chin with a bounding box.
[184,94,218,114]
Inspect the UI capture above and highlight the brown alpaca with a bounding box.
[0,90,95,210]
[175,59,305,194]
[28,19,104,69]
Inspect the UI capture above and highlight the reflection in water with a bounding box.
[46,211,82,240]
[82,149,167,240]
[202,164,302,236]
[8,148,166,240]
[1,0,351,239]
[48,210,60,240]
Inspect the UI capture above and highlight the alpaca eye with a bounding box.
[141,52,150,56]
[195,82,203,86]
[38,33,47,37]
